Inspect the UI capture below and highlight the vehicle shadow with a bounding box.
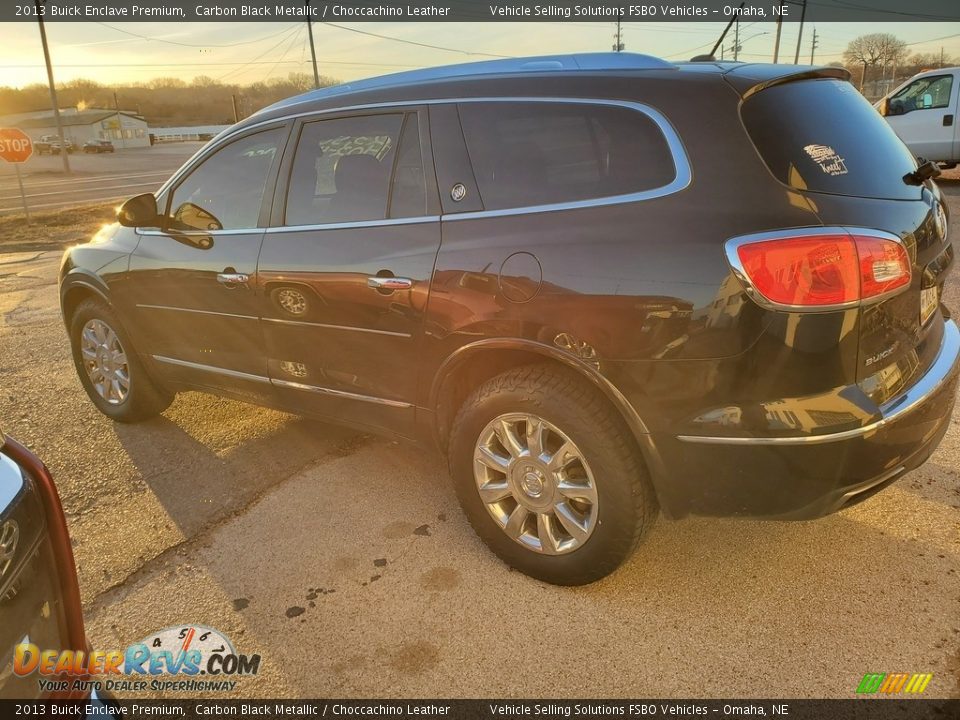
[109,392,364,541]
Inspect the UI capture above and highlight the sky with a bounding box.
[0,21,957,89]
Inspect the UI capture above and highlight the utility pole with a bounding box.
[773,17,783,63]
[613,19,624,52]
[306,0,320,89]
[733,18,740,61]
[941,47,946,68]
[793,0,807,64]
[707,3,743,61]
[34,0,69,173]
[231,94,240,123]
[809,27,818,64]
[113,90,126,149]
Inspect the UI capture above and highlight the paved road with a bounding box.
[0,145,200,215]
[0,179,958,699]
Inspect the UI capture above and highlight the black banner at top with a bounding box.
[2,0,959,23]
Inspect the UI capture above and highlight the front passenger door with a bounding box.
[886,74,956,161]
[123,125,288,393]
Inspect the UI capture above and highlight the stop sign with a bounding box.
[0,128,33,163]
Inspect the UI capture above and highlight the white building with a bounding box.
[12,108,151,148]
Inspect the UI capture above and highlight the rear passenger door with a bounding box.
[257,108,441,436]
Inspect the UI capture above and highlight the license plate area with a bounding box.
[920,285,940,326]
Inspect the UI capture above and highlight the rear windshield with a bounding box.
[741,79,918,200]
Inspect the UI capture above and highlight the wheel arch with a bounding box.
[431,338,674,515]
[60,273,110,327]
[431,338,651,446]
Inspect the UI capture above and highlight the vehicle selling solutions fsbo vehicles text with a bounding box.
[488,5,711,17]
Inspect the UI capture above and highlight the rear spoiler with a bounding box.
[722,64,852,99]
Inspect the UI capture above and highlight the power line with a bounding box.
[257,26,305,85]
[94,22,299,48]
[320,22,510,58]
[906,32,960,46]
[216,25,302,81]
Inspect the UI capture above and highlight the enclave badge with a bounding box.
[0,519,19,579]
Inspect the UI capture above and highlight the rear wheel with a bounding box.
[448,363,657,585]
[69,298,173,422]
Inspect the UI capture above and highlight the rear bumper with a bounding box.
[652,319,960,519]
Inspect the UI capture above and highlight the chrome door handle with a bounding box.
[367,276,413,290]
[217,272,249,287]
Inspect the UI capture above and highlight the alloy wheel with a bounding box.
[80,318,130,405]
[473,412,598,555]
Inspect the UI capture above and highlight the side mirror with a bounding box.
[117,193,159,227]
[878,97,890,117]
[922,93,933,109]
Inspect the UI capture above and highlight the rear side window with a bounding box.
[457,101,675,211]
[742,79,918,200]
[286,113,406,226]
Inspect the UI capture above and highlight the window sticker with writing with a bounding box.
[803,144,848,176]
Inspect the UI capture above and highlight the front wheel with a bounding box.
[69,298,173,422]
[448,363,657,585]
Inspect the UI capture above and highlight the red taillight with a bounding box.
[731,231,910,309]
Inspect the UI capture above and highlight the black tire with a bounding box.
[448,363,658,585]
[69,298,173,422]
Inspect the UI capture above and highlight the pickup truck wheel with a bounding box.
[448,363,657,585]
[69,298,173,422]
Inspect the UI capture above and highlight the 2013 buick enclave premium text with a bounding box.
[59,54,958,584]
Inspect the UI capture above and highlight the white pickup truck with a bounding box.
[877,66,959,168]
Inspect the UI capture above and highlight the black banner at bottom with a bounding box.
[2,699,959,720]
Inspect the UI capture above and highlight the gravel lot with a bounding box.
[0,176,958,699]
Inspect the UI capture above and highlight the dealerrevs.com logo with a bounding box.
[856,672,933,695]
[14,625,260,694]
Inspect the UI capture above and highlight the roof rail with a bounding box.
[262,52,675,113]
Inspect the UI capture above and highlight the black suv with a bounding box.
[60,54,958,585]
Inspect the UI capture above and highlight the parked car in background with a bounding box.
[0,428,102,702]
[878,66,959,167]
[35,135,74,155]
[82,140,115,154]
[59,54,959,585]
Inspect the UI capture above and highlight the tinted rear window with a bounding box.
[741,79,918,200]
[458,101,676,211]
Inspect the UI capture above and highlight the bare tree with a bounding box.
[903,51,955,75]
[843,33,908,90]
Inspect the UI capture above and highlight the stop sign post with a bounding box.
[0,128,33,220]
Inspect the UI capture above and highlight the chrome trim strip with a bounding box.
[151,355,271,384]
[151,97,691,220]
[136,304,258,321]
[137,228,258,237]
[262,317,412,338]
[264,216,439,233]
[724,226,910,313]
[270,378,412,408]
[151,355,411,408]
[677,319,960,445]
